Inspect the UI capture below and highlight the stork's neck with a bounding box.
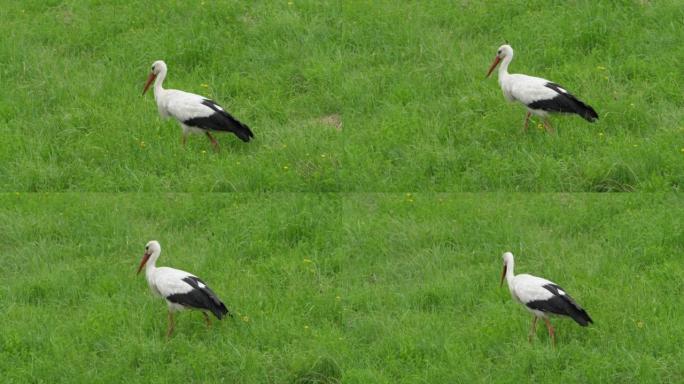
[145,251,160,279]
[498,53,513,81]
[505,259,515,287]
[153,67,167,96]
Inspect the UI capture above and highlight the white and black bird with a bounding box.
[137,240,231,337]
[143,60,254,150]
[486,44,598,133]
[500,252,592,346]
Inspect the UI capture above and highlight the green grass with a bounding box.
[1,193,683,383]
[1,1,682,191]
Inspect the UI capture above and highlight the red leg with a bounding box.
[543,118,555,134]
[202,312,212,327]
[543,318,556,347]
[205,132,220,151]
[529,316,538,342]
[523,112,531,132]
[182,134,188,147]
[166,310,175,339]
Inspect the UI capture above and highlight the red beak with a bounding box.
[142,73,156,95]
[137,253,151,275]
[500,264,507,287]
[486,56,501,78]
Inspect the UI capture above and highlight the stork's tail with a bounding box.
[567,303,593,326]
[229,119,254,142]
[575,100,599,123]
[211,301,231,320]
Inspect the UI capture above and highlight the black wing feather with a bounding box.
[166,276,231,319]
[527,82,599,122]
[183,99,254,142]
[526,284,593,326]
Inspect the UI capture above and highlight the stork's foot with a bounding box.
[528,316,538,343]
[205,132,220,152]
[543,318,556,347]
[523,112,531,133]
[166,311,175,339]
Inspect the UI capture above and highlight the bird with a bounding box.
[486,44,598,133]
[136,240,231,337]
[142,60,254,150]
[500,252,592,346]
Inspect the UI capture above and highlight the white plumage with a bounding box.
[501,252,592,346]
[486,45,598,132]
[137,240,231,337]
[143,60,253,149]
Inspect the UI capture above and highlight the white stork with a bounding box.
[137,240,232,337]
[142,60,254,150]
[486,45,598,133]
[500,252,592,346]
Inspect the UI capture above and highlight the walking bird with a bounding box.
[500,252,592,346]
[137,240,231,337]
[486,45,598,133]
[143,60,253,150]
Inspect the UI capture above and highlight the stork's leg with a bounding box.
[523,112,532,132]
[182,133,188,147]
[202,312,212,327]
[529,316,538,342]
[205,132,220,152]
[543,118,555,134]
[166,310,175,338]
[543,318,556,347]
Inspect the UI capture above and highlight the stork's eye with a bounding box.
[498,50,502,55]
[145,246,149,250]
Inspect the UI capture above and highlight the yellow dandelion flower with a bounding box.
[320,154,326,158]
[201,150,207,154]
[304,325,309,330]
[636,320,644,329]
[200,83,209,88]
[242,315,250,323]
[283,165,289,170]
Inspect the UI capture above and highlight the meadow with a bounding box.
[0,1,682,191]
[1,193,682,383]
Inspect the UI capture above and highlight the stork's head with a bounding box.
[137,240,161,275]
[500,251,514,287]
[486,44,513,78]
[143,60,167,95]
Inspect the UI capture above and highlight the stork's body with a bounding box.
[143,60,253,150]
[486,45,598,133]
[137,241,231,337]
[500,252,592,346]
